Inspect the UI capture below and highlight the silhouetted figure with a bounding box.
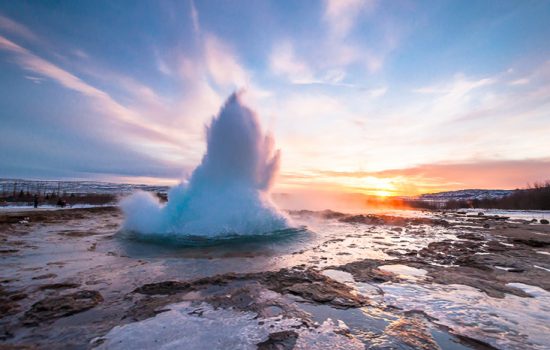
[33,195,39,208]
[57,198,66,208]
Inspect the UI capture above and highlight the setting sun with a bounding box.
[372,190,393,198]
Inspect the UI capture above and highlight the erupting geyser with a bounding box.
[121,92,290,236]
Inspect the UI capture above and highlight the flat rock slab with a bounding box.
[23,290,103,326]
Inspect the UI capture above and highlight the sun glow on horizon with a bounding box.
[372,190,393,198]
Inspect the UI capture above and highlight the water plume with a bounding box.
[121,92,290,237]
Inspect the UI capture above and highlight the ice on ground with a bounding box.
[533,265,550,272]
[322,269,356,284]
[94,302,363,350]
[381,282,550,350]
[378,264,427,279]
[461,209,550,220]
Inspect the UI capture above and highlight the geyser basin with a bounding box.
[121,92,291,237]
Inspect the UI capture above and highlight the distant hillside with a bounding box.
[419,189,513,202]
[0,179,170,195]
[416,182,550,210]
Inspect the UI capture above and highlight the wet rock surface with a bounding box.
[128,267,367,322]
[382,315,441,350]
[336,224,550,298]
[0,286,27,319]
[290,210,452,227]
[339,213,451,227]
[256,330,298,350]
[133,280,192,295]
[23,290,103,326]
[253,268,368,308]
[0,207,549,349]
[335,259,400,283]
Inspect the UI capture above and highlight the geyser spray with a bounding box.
[121,92,289,236]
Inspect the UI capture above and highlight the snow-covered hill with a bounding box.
[419,189,513,201]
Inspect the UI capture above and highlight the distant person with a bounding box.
[33,194,38,208]
[57,198,66,208]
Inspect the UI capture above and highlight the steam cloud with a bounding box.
[121,92,290,236]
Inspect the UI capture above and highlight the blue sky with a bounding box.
[1,0,550,194]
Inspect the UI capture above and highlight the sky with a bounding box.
[1,0,550,196]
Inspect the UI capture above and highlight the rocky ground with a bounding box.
[0,207,549,349]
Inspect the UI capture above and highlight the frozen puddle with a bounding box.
[322,268,384,304]
[379,264,427,279]
[381,282,550,350]
[94,302,363,350]
[322,269,356,284]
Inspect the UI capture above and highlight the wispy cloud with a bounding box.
[269,41,380,88]
[269,0,395,87]
[323,0,395,74]
[269,41,315,84]
[367,86,387,98]
[0,15,202,149]
[0,35,184,150]
[413,74,496,95]
[72,49,89,59]
[324,0,374,39]
[0,14,37,41]
[0,36,110,97]
[269,59,550,191]
[24,75,45,84]
[189,0,201,34]
[203,34,249,88]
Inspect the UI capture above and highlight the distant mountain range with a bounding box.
[0,179,170,195]
[419,189,513,202]
[1,178,516,203]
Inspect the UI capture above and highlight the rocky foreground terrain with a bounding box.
[0,207,549,349]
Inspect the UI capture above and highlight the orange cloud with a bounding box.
[281,158,550,196]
